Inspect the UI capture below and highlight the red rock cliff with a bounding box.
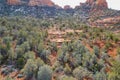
[7,0,55,6]
[64,5,72,10]
[28,0,54,6]
[86,0,94,5]
[7,0,21,5]
[96,0,108,9]
[86,0,108,9]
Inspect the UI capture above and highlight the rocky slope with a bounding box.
[74,0,109,19]
[96,0,108,9]
[86,0,108,9]
[91,15,120,28]
[7,0,55,6]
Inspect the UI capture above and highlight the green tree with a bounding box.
[93,46,100,58]
[23,59,37,79]
[37,42,44,53]
[35,58,45,68]
[3,37,12,51]
[39,49,50,63]
[24,51,36,60]
[49,42,57,52]
[73,66,93,80]
[108,61,120,80]
[94,72,107,80]
[37,65,52,80]
[0,53,3,64]
[5,76,15,80]
[59,75,76,80]
[15,46,24,58]
[16,58,25,69]
[8,48,17,62]
[20,41,30,53]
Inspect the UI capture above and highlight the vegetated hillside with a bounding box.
[73,0,120,28]
[0,0,120,24]
[0,0,120,80]
[0,17,120,80]
[0,0,65,18]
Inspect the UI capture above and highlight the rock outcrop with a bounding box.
[96,0,108,9]
[7,0,55,6]
[7,0,108,9]
[86,0,94,5]
[2,0,120,22]
[86,0,108,10]
[28,0,54,6]
[92,16,120,27]
[7,0,21,5]
[64,5,72,10]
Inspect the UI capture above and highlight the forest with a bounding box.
[0,17,120,80]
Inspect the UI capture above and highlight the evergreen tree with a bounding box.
[37,65,52,80]
[23,59,37,79]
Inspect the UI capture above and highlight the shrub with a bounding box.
[73,66,93,80]
[0,53,3,64]
[20,41,30,53]
[8,48,17,61]
[94,72,107,80]
[93,46,100,58]
[64,63,72,74]
[16,58,25,69]
[117,47,120,55]
[37,65,52,80]
[5,76,15,80]
[24,51,36,60]
[108,61,120,80]
[23,59,37,79]
[35,58,45,68]
[105,42,112,50]
[59,75,76,80]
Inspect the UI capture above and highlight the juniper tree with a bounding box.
[37,65,52,80]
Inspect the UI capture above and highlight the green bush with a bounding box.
[59,75,76,80]
[73,66,93,80]
[5,76,15,80]
[108,61,120,80]
[37,65,52,80]
[16,58,25,69]
[23,59,37,79]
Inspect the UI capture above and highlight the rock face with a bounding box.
[2,0,119,18]
[7,0,108,9]
[28,0,54,6]
[86,0,94,5]
[96,0,108,9]
[64,5,72,10]
[7,0,21,5]
[92,16,120,27]
[7,0,55,6]
[86,0,108,10]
